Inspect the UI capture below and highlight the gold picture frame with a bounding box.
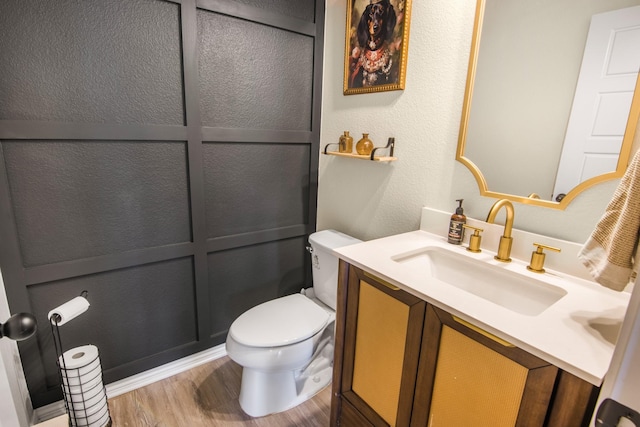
[344,0,412,95]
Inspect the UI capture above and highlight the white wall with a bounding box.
[318,0,636,244]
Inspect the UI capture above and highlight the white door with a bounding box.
[552,6,640,200]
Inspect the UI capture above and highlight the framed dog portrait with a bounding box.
[343,0,412,95]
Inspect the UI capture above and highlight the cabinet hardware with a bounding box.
[453,315,515,347]
[363,271,400,291]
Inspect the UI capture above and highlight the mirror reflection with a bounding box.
[458,0,640,208]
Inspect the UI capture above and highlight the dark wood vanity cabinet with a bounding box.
[331,261,600,427]
[330,259,426,426]
[412,305,598,427]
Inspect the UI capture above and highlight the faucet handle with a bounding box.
[462,225,483,253]
[527,243,561,273]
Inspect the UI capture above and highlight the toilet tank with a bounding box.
[308,230,362,311]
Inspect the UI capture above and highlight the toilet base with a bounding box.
[238,342,334,417]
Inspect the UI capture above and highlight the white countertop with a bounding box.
[333,230,631,386]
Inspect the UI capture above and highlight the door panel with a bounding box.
[553,5,640,198]
[352,280,412,425]
[428,325,528,426]
[340,267,426,427]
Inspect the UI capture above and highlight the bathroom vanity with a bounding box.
[329,218,630,427]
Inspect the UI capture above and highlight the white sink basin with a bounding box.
[392,247,567,316]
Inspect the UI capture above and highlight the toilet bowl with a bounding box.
[225,230,361,417]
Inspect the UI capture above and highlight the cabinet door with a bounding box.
[412,305,558,427]
[338,264,426,426]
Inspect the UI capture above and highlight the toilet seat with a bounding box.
[229,294,330,348]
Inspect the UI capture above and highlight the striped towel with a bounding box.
[578,151,640,291]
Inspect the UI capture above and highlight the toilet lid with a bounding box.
[229,294,330,347]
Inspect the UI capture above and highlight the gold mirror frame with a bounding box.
[457,0,640,210]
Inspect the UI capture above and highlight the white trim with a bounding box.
[105,344,227,398]
[33,343,227,424]
[0,269,33,427]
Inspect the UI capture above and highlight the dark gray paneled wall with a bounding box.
[0,0,185,125]
[3,141,191,267]
[197,12,314,130]
[0,0,323,408]
[203,143,310,237]
[28,258,198,390]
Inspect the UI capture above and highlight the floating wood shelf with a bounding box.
[324,151,397,162]
[323,137,397,162]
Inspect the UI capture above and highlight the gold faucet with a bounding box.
[486,199,515,262]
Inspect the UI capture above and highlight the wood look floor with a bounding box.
[107,356,331,426]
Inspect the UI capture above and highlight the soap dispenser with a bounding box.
[448,199,467,244]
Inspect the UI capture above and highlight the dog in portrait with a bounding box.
[349,0,397,88]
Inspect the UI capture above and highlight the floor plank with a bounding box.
[107,356,331,426]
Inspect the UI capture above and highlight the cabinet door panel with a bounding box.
[352,279,411,424]
[340,397,376,427]
[341,266,426,426]
[545,371,600,427]
[429,325,529,426]
[414,306,558,427]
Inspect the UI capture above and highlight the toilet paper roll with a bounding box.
[59,345,110,427]
[66,385,106,407]
[60,355,101,386]
[59,345,99,371]
[68,398,109,427]
[63,373,103,394]
[48,296,90,326]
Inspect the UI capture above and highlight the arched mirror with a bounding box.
[457,0,640,210]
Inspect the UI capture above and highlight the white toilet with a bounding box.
[225,229,361,417]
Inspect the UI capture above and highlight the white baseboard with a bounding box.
[33,344,227,425]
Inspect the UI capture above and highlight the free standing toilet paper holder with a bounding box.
[49,291,112,427]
